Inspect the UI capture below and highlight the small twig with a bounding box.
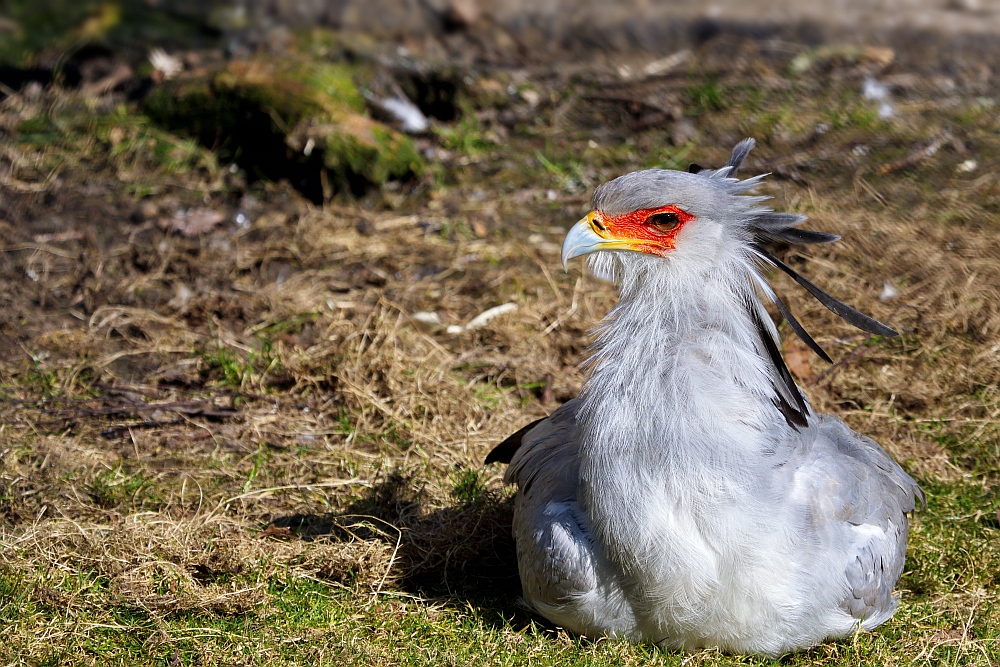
[877,134,948,175]
[372,524,402,602]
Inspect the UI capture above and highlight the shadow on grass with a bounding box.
[267,472,537,630]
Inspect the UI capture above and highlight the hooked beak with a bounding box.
[561,215,603,269]
[561,212,638,269]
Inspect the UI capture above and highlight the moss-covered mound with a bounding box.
[143,56,422,195]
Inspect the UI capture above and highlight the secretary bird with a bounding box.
[486,139,922,656]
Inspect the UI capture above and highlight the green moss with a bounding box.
[87,465,153,510]
[435,113,495,156]
[0,0,116,66]
[143,56,421,188]
[12,99,222,198]
[312,113,420,183]
[211,58,366,121]
[685,76,729,115]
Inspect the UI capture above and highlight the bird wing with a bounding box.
[809,415,923,526]
[796,415,923,625]
[493,401,594,601]
[484,417,547,465]
[496,399,637,635]
[502,398,582,494]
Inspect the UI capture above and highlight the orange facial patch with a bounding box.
[594,205,694,256]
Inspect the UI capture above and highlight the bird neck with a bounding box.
[578,252,784,496]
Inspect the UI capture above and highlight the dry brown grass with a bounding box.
[6,514,393,613]
[2,35,1000,664]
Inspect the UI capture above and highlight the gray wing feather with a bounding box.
[503,400,601,610]
[505,398,582,495]
[809,416,922,624]
[518,501,598,606]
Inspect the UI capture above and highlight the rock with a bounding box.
[158,207,227,237]
[957,159,978,173]
[520,88,541,107]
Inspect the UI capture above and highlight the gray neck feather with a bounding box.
[577,249,786,539]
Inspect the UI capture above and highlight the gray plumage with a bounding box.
[490,139,922,656]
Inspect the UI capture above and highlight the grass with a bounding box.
[7,98,225,198]
[2,496,999,666]
[435,113,497,156]
[686,75,729,115]
[2,23,1000,667]
[0,577,684,666]
[199,337,281,392]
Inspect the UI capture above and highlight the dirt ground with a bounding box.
[1,4,1000,665]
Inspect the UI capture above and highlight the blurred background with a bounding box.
[4,1,1000,73]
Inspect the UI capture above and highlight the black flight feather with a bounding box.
[749,301,809,428]
[761,228,842,245]
[770,292,834,363]
[485,416,546,465]
[774,390,809,430]
[750,213,840,245]
[755,247,899,338]
[751,212,808,231]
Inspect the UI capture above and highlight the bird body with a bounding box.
[489,140,921,656]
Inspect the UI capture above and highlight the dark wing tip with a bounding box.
[484,417,546,465]
[870,321,900,338]
[775,395,809,429]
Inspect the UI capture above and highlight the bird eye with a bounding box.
[647,212,680,233]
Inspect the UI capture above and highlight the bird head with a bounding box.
[561,138,899,427]
[562,139,768,276]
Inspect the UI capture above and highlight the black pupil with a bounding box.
[649,212,679,230]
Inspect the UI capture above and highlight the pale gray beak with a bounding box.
[561,217,607,269]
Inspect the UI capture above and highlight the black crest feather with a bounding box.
[727,138,756,175]
[755,247,899,338]
[714,138,899,428]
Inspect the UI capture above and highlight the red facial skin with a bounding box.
[593,205,695,256]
